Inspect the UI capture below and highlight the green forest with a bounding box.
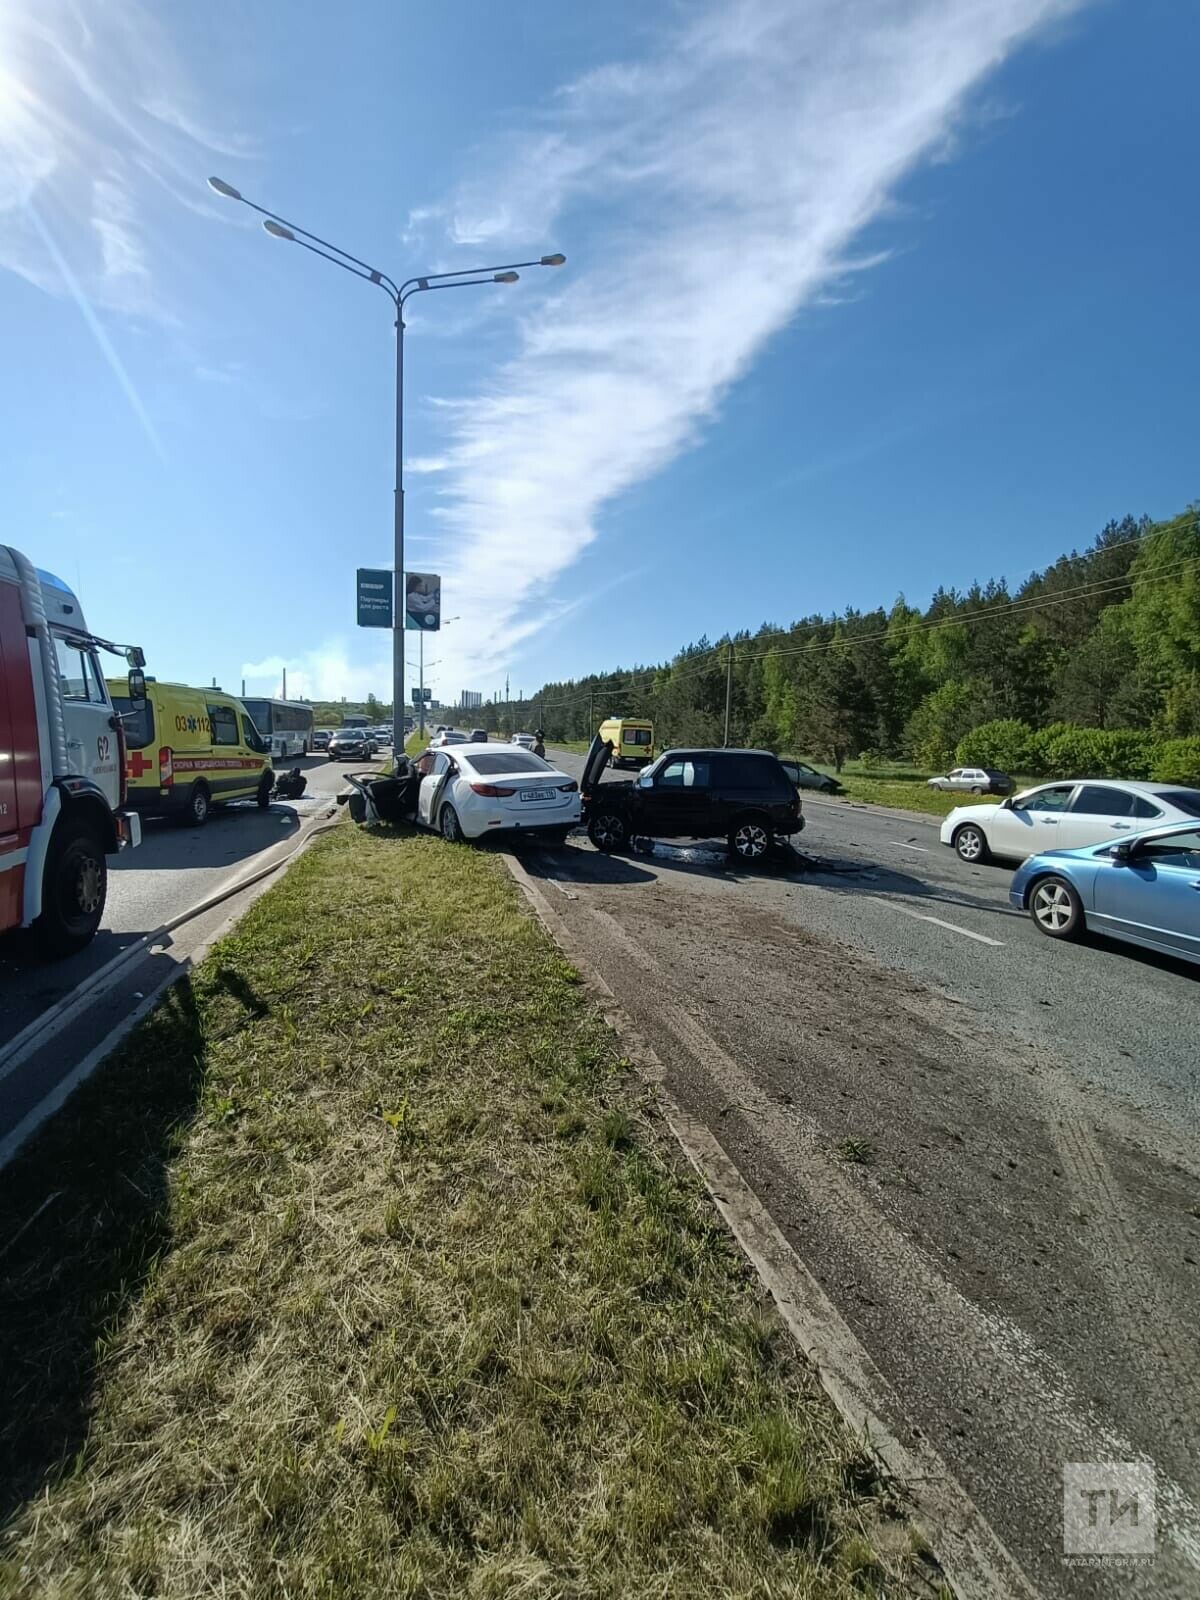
[482,506,1200,784]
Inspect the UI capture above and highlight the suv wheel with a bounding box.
[588,810,627,853]
[953,822,989,864]
[729,814,772,862]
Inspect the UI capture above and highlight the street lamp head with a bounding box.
[263,219,295,241]
[494,271,519,284]
[540,253,566,267]
[207,176,243,201]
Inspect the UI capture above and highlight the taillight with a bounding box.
[470,783,516,797]
[159,746,174,787]
[558,781,578,793]
[115,718,128,806]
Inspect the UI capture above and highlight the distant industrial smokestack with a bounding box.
[282,667,288,700]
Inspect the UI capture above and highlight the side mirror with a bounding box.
[1111,840,1135,863]
[638,771,653,788]
[127,668,147,702]
[999,796,1013,810]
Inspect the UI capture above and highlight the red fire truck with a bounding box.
[0,546,145,956]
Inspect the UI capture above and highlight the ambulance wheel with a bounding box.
[35,824,107,957]
[256,773,274,809]
[184,782,211,827]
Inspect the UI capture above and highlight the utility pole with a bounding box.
[241,677,246,697]
[282,666,288,701]
[723,643,733,748]
[588,686,594,736]
[420,634,425,739]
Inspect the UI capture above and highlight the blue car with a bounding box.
[1010,820,1200,965]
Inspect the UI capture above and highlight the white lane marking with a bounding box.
[877,898,1003,947]
[889,840,929,852]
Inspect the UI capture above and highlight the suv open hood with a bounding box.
[581,734,614,796]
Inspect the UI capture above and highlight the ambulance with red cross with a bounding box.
[106,678,273,827]
[0,546,145,956]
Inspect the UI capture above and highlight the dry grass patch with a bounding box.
[0,825,941,1598]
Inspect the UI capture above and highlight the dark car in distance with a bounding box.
[469,729,488,743]
[327,729,376,761]
[580,738,804,862]
[779,758,843,795]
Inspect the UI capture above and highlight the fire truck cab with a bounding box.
[0,545,144,956]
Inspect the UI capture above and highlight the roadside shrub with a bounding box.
[1150,736,1200,786]
[954,719,1034,773]
[1027,723,1154,780]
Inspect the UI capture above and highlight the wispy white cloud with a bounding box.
[409,0,1085,689]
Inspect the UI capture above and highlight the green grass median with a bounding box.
[0,824,934,1598]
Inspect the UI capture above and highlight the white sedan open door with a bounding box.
[987,783,1077,857]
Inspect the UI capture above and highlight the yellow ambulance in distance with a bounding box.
[597,717,655,769]
[106,678,273,826]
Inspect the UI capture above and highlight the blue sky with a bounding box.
[1,0,1195,707]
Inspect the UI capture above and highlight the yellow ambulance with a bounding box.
[106,679,273,826]
[597,717,655,769]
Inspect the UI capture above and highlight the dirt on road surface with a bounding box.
[515,827,1200,1599]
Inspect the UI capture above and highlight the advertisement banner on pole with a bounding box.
[404,572,441,631]
[356,568,393,628]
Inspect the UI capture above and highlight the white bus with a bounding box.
[242,697,315,759]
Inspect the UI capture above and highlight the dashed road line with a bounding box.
[878,899,1004,947]
[889,839,929,852]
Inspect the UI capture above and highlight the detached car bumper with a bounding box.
[115,810,142,849]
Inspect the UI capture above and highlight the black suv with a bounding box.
[580,738,804,862]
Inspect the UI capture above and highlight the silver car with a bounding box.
[927,766,1013,795]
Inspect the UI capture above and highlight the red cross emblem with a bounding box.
[127,751,154,778]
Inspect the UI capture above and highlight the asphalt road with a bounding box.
[0,754,380,1049]
[538,749,1200,1598]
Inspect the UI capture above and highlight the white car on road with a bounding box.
[510,732,537,750]
[413,743,579,844]
[941,779,1200,865]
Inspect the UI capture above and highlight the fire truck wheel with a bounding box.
[34,824,108,957]
[184,782,211,827]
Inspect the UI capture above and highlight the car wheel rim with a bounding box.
[194,794,206,821]
[594,815,622,847]
[958,830,981,860]
[735,824,768,858]
[1033,882,1072,931]
[442,810,456,840]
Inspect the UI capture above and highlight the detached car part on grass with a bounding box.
[580,738,804,864]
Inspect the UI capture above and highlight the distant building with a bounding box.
[459,690,483,710]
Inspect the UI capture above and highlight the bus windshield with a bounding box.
[242,698,274,733]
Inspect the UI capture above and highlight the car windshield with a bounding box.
[468,752,552,775]
[110,694,154,748]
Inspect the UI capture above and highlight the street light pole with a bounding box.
[207,177,565,758]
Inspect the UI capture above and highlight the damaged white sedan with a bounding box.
[415,744,579,843]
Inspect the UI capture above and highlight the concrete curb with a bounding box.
[0,812,342,1172]
[502,848,1041,1600]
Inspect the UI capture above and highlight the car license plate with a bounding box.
[520,788,555,802]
